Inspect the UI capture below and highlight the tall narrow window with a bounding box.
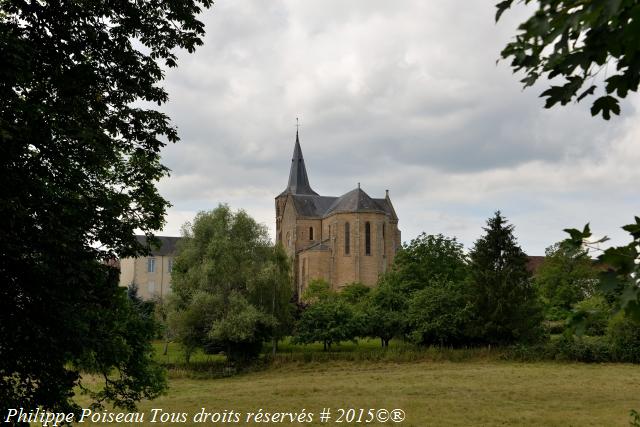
[344,222,350,255]
[147,257,155,273]
[309,227,314,240]
[365,222,371,255]
[168,258,173,273]
[382,223,386,256]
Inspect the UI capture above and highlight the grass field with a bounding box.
[79,356,640,426]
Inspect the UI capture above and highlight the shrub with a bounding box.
[505,335,611,363]
[543,320,567,335]
[607,314,640,363]
[551,334,611,363]
[571,295,611,336]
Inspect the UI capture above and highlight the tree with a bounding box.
[339,282,371,305]
[293,280,359,350]
[535,242,599,318]
[407,279,472,346]
[0,0,212,416]
[167,205,286,363]
[393,233,468,293]
[496,0,640,119]
[468,211,544,344]
[365,274,408,348]
[248,243,295,355]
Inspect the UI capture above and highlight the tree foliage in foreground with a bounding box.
[468,212,544,344]
[562,219,640,324]
[496,0,640,119]
[0,0,212,416]
[168,206,293,363]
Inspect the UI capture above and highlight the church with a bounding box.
[275,131,401,298]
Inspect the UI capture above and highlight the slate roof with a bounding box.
[135,235,180,256]
[303,240,332,252]
[290,188,397,219]
[291,194,337,217]
[326,187,385,215]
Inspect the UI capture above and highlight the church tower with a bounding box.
[275,128,401,298]
[275,128,316,250]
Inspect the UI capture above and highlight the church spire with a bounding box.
[280,126,318,196]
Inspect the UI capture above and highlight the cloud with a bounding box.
[154,0,640,255]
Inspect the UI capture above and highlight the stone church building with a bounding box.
[275,131,401,297]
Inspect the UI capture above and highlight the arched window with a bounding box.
[365,222,371,255]
[286,232,291,247]
[382,223,386,256]
[344,222,350,255]
[309,227,314,241]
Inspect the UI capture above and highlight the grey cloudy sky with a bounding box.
[155,0,640,255]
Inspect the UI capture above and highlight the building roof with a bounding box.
[289,187,397,219]
[326,187,386,215]
[277,131,398,220]
[526,256,545,274]
[279,130,318,197]
[291,194,338,217]
[301,240,332,252]
[135,235,180,257]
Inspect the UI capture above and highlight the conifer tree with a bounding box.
[468,211,543,344]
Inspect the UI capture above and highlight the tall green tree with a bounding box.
[0,0,212,415]
[496,0,640,119]
[249,243,295,355]
[407,279,472,346]
[365,274,408,348]
[168,206,287,363]
[535,242,599,318]
[393,233,468,293]
[468,212,543,344]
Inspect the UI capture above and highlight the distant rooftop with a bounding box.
[135,235,181,257]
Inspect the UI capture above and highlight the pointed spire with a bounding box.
[280,126,318,196]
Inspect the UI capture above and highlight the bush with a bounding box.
[543,320,567,335]
[608,314,640,363]
[572,295,611,336]
[505,334,610,363]
[551,334,611,363]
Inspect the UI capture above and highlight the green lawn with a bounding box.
[80,358,640,426]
